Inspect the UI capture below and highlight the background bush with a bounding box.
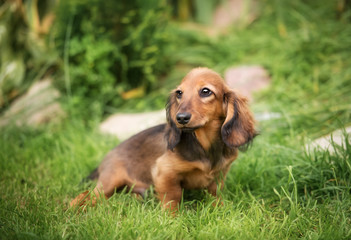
[0,1,57,112]
[54,0,173,116]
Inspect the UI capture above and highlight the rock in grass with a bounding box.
[307,127,351,152]
[225,65,270,101]
[213,0,258,28]
[0,79,65,127]
[100,110,166,140]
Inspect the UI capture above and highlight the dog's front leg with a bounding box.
[207,181,219,197]
[207,176,226,207]
[152,153,184,213]
[154,174,182,213]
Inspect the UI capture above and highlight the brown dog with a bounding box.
[70,67,257,212]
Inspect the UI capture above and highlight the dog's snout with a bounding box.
[176,112,191,125]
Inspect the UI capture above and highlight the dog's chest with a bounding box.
[180,161,225,189]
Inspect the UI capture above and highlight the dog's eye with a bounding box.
[200,88,212,97]
[175,90,183,99]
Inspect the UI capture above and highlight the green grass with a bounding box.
[1,0,351,239]
[1,122,350,239]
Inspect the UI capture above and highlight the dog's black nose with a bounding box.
[176,112,191,125]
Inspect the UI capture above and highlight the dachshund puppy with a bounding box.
[70,67,257,212]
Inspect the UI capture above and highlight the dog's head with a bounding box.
[166,67,257,150]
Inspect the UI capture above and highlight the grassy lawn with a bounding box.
[1,118,350,239]
[1,1,351,239]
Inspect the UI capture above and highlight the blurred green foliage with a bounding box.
[0,1,57,111]
[170,0,219,23]
[54,0,173,116]
[1,0,350,138]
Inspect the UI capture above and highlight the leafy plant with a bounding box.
[54,0,174,116]
[0,1,57,113]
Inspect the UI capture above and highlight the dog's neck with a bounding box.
[194,120,222,151]
[174,119,232,167]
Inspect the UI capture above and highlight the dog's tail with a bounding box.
[80,167,99,185]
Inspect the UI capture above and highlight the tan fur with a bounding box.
[70,67,257,212]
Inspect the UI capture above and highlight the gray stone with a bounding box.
[213,0,258,28]
[0,79,65,127]
[99,110,166,140]
[307,127,351,152]
[255,112,281,121]
[225,65,270,101]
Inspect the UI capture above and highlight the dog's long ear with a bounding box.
[165,92,181,150]
[221,90,257,148]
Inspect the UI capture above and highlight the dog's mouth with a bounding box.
[178,126,201,132]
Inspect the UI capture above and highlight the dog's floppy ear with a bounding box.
[221,90,257,148]
[165,92,181,150]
